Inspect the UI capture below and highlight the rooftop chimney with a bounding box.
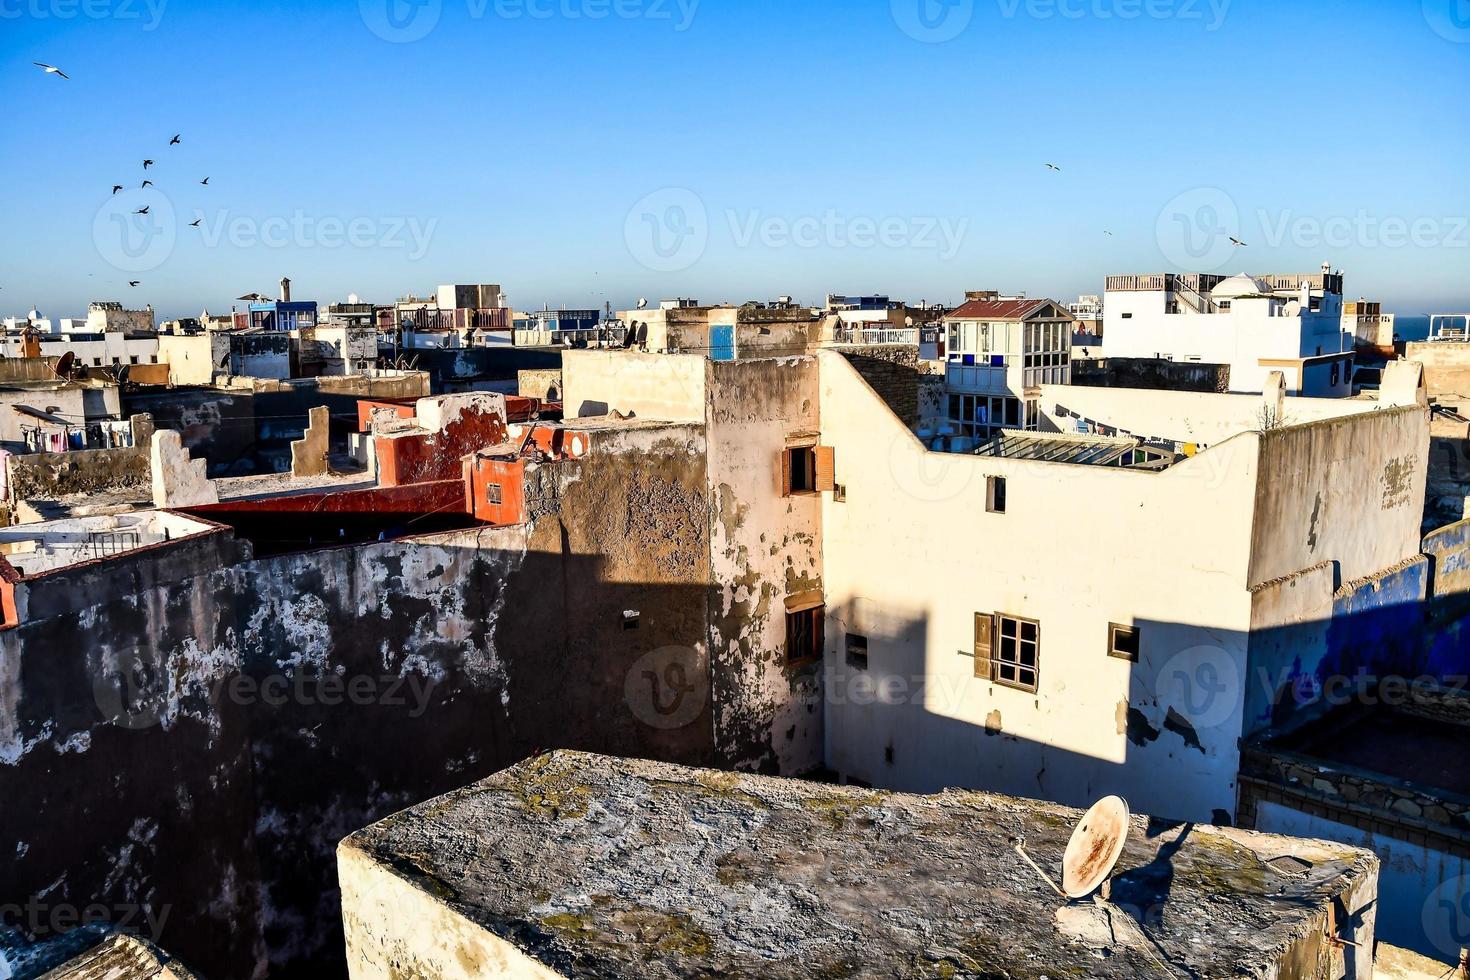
[280,277,292,303]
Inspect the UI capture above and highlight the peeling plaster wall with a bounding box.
[1249,405,1430,588]
[705,357,823,776]
[0,427,721,980]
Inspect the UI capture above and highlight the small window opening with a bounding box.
[786,606,824,665]
[1109,623,1140,662]
[987,476,1007,514]
[845,632,869,670]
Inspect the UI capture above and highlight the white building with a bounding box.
[819,351,1430,824]
[1069,294,1103,345]
[939,296,1072,448]
[2,306,160,369]
[1102,268,1354,396]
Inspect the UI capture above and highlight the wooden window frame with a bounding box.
[984,612,1039,693]
[781,444,836,496]
[785,604,825,667]
[1108,622,1140,663]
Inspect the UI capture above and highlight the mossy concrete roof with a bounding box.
[342,751,1378,979]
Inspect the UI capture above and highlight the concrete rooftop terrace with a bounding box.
[340,752,1378,979]
[0,511,215,578]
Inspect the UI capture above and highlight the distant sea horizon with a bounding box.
[1397,315,1433,343]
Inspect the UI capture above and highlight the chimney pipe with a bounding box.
[280,277,292,303]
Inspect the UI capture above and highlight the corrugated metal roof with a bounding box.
[945,298,1059,321]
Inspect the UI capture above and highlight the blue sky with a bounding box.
[2,0,1468,321]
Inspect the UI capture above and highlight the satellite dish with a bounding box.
[348,293,360,304]
[636,298,649,310]
[53,351,76,379]
[1062,796,1130,898]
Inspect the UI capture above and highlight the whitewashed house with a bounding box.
[1102,266,1354,396]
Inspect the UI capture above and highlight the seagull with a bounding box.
[1229,236,1248,247]
[128,281,140,287]
[1045,163,1061,172]
[143,159,154,169]
[1104,230,1114,237]
[134,206,149,215]
[33,62,69,79]
[169,134,181,145]
[111,185,123,195]
[141,180,153,188]
[199,177,209,185]
[189,219,201,227]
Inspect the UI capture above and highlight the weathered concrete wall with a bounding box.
[836,345,921,427]
[562,350,706,423]
[1408,341,1470,403]
[5,416,154,503]
[0,424,720,980]
[517,369,562,401]
[1249,405,1429,588]
[705,357,824,776]
[123,387,257,475]
[158,333,230,386]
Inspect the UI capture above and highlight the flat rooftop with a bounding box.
[0,511,215,578]
[341,751,1377,979]
[1271,702,1470,799]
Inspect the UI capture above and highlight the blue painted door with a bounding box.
[710,323,735,361]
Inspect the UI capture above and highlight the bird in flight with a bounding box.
[1045,163,1061,172]
[170,134,181,145]
[33,62,69,79]
[200,177,210,185]
[134,206,150,215]
[141,180,153,188]
[128,281,140,287]
[1104,230,1114,237]
[1229,236,1248,247]
[189,219,202,227]
[112,185,123,195]
[143,159,154,169]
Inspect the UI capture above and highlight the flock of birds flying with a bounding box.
[1042,161,1248,248]
[33,60,215,291]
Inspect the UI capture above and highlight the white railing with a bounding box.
[832,326,919,346]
